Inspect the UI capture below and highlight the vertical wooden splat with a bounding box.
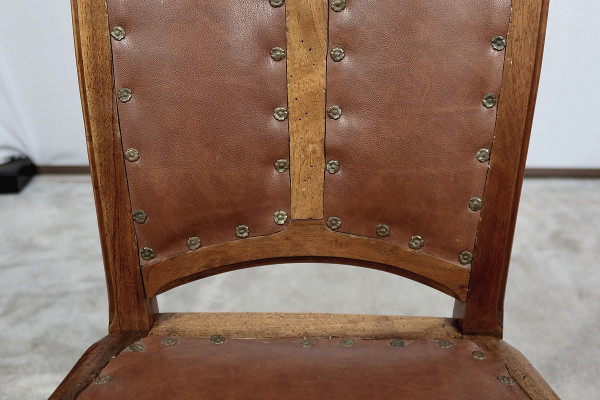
[286,0,328,220]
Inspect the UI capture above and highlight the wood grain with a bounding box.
[71,0,157,333]
[150,313,463,339]
[49,332,146,400]
[286,0,328,219]
[456,0,550,336]
[141,220,470,300]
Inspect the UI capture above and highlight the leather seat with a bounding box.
[78,335,529,400]
[55,313,554,400]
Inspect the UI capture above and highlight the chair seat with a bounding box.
[75,335,530,399]
[52,314,557,399]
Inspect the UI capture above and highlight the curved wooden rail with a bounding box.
[141,220,470,300]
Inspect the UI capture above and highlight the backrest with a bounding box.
[71,0,549,336]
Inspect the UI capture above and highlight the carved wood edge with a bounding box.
[49,332,146,400]
[141,220,470,300]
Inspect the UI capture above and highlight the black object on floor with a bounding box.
[0,157,37,193]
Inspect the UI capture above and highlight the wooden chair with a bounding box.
[52,0,556,398]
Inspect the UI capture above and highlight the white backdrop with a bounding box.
[0,0,85,165]
[0,1,598,167]
[528,1,600,168]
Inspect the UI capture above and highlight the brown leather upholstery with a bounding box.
[107,1,290,264]
[325,0,511,265]
[78,335,528,399]
[108,0,513,268]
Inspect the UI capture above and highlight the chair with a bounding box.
[52,0,556,398]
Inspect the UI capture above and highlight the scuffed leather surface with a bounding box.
[107,1,290,265]
[78,335,528,399]
[325,0,512,265]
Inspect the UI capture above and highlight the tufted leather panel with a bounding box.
[325,0,512,266]
[78,335,528,399]
[107,1,290,265]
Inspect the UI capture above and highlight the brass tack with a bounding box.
[390,339,405,348]
[211,335,226,345]
[95,374,112,384]
[327,216,342,230]
[273,106,289,121]
[274,159,289,173]
[162,337,178,346]
[327,105,342,120]
[124,148,140,162]
[330,47,345,62]
[331,0,346,12]
[132,210,147,224]
[437,340,453,349]
[327,160,340,174]
[472,350,487,360]
[110,26,126,41]
[340,338,355,347]
[409,236,424,250]
[270,46,286,61]
[273,210,288,225]
[128,343,144,352]
[236,225,250,239]
[498,375,515,385]
[117,87,132,103]
[187,237,202,251]
[476,148,490,163]
[482,93,497,108]
[376,224,391,238]
[459,250,474,265]
[469,197,483,212]
[140,247,155,261]
[492,36,507,51]
[300,339,314,348]
[269,0,284,7]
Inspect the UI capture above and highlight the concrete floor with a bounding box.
[0,175,599,399]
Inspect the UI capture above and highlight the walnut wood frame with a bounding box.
[454,0,551,336]
[71,0,549,337]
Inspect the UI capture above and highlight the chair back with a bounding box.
[70,0,549,336]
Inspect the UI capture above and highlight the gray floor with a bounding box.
[0,175,599,399]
